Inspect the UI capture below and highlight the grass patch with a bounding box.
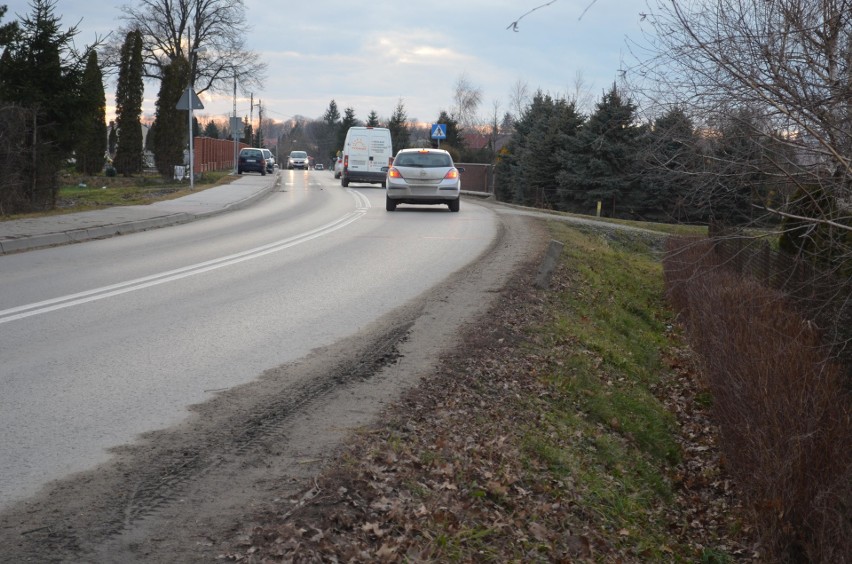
[3,170,237,219]
[516,221,694,558]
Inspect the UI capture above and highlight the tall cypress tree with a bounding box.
[152,56,188,177]
[113,30,144,176]
[75,50,107,174]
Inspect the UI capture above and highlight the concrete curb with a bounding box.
[0,176,278,255]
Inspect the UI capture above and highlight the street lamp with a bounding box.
[188,46,207,189]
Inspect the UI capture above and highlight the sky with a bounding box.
[4,0,651,126]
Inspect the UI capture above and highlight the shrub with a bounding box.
[663,237,851,562]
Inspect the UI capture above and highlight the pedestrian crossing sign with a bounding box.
[431,123,447,140]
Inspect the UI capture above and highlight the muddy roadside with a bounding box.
[0,206,548,562]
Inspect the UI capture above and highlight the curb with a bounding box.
[0,176,278,255]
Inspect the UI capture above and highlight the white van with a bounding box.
[340,127,393,187]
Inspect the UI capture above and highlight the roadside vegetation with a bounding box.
[3,169,235,220]
[224,220,763,562]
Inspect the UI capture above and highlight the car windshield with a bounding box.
[290,151,307,158]
[394,152,452,168]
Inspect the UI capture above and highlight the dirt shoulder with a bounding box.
[0,203,548,562]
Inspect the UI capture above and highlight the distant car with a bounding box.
[261,149,275,173]
[288,150,308,169]
[314,163,324,171]
[333,157,343,179]
[237,148,267,176]
[385,148,462,212]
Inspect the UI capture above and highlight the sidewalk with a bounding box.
[0,175,278,255]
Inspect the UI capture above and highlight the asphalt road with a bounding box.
[0,169,499,511]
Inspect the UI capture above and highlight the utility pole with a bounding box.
[256,100,262,147]
[232,75,237,173]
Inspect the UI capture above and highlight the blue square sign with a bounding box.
[431,123,447,140]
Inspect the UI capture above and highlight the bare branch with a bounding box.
[506,0,558,32]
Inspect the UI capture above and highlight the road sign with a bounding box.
[431,123,447,140]
[176,88,204,110]
[229,116,245,138]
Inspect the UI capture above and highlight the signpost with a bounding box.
[176,87,204,188]
[431,123,447,148]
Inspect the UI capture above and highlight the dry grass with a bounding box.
[664,237,852,563]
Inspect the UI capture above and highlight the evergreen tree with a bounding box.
[75,49,107,174]
[0,5,17,46]
[323,99,341,125]
[704,107,771,227]
[387,99,409,152]
[203,120,220,138]
[516,92,583,208]
[320,100,341,159]
[337,107,358,150]
[366,110,380,127]
[113,30,144,176]
[637,107,703,223]
[108,122,118,155]
[241,117,253,145]
[0,0,88,210]
[144,122,155,151]
[557,84,642,217]
[152,56,188,177]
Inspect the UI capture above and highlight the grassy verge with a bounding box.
[232,221,753,562]
[3,170,236,220]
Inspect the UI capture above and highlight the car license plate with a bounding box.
[247,159,255,162]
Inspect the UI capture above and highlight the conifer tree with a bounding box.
[514,92,583,208]
[113,30,144,175]
[365,110,380,127]
[636,107,702,223]
[387,100,409,151]
[557,84,642,217]
[152,56,189,177]
[323,99,341,125]
[0,0,86,210]
[203,121,220,139]
[337,107,358,150]
[75,50,107,174]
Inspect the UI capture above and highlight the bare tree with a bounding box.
[508,78,530,122]
[110,0,265,96]
[452,72,482,130]
[569,70,594,114]
[632,0,852,328]
[633,0,852,235]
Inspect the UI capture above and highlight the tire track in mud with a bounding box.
[118,321,412,528]
[0,318,417,563]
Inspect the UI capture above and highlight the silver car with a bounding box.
[385,148,463,212]
[261,148,275,173]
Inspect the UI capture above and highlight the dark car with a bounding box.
[238,148,267,175]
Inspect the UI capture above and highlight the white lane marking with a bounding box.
[1,199,369,324]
